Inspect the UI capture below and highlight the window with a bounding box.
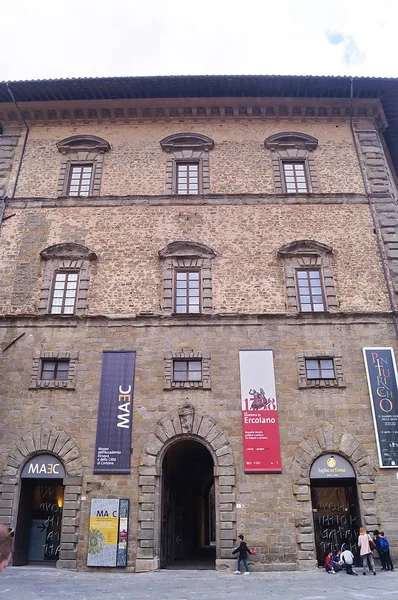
[160,133,214,195]
[278,240,337,314]
[57,135,110,197]
[30,350,79,389]
[67,165,93,196]
[175,271,200,313]
[283,162,308,193]
[41,359,70,381]
[50,271,79,314]
[164,351,211,389]
[159,241,216,316]
[296,270,325,312]
[38,243,97,316]
[297,350,345,389]
[305,358,335,380]
[176,163,199,194]
[173,360,202,382]
[265,132,319,194]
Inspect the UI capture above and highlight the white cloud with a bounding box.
[1,0,397,80]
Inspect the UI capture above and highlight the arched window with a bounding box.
[159,241,216,315]
[278,240,337,313]
[265,132,319,194]
[56,135,110,197]
[160,133,214,195]
[39,242,97,315]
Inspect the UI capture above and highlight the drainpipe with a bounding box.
[5,82,30,199]
[349,77,398,340]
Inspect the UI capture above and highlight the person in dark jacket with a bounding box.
[378,532,394,571]
[232,534,252,574]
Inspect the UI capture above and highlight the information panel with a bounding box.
[363,347,398,468]
[93,351,136,473]
[239,349,282,473]
[87,498,129,567]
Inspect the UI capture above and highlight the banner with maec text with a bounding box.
[93,351,136,473]
[239,349,282,473]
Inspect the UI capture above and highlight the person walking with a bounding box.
[378,532,394,571]
[358,526,376,576]
[232,534,252,574]
[0,526,14,573]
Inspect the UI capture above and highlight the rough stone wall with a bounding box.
[12,121,364,198]
[0,133,20,198]
[0,317,396,568]
[0,201,389,316]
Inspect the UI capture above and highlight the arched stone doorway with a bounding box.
[161,439,215,568]
[137,403,236,572]
[0,427,83,569]
[291,421,379,570]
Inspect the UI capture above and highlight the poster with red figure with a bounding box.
[239,349,282,473]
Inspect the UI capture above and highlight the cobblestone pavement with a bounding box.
[1,567,397,600]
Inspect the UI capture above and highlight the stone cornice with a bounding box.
[0,96,386,129]
[4,192,388,211]
[0,311,394,329]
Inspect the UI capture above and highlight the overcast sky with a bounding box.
[2,0,397,81]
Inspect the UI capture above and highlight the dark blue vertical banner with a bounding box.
[94,351,136,473]
[363,347,398,468]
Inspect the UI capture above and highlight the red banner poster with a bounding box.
[239,349,282,473]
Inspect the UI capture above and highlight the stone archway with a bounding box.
[137,403,236,572]
[291,421,378,570]
[0,426,83,569]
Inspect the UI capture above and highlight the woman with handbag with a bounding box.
[358,527,376,576]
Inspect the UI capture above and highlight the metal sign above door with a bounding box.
[21,454,65,479]
[310,454,355,479]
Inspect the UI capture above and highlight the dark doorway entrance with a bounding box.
[14,480,64,566]
[161,440,216,569]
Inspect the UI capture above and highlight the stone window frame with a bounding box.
[265,132,319,194]
[30,350,79,389]
[56,135,110,197]
[278,240,338,313]
[159,133,214,194]
[38,243,97,316]
[158,241,216,316]
[164,351,211,389]
[297,350,345,389]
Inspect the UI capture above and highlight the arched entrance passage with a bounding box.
[0,427,83,569]
[137,403,236,572]
[161,439,215,569]
[310,454,360,565]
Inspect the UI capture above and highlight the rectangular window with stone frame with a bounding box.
[176,162,200,195]
[297,350,345,389]
[175,270,201,314]
[164,351,211,389]
[50,271,79,315]
[296,269,325,312]
[30,351,79,389]
[282,161,309,193]
[67,164,93,196]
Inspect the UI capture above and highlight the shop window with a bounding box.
[30,351,79,389]
[278,240,337,313]
[298,351,345,388]
[159,241,216,316]
[160,133,214,195]
[56,135,110,197]
[164,351,211,389]
[296,269,325,312]
[38,243,97,316]
[265,132,319,194]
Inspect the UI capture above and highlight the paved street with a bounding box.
[1,567,398,600]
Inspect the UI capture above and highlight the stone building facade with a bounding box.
[1,75,398,572]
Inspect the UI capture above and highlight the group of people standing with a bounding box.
[324,527,394,576]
